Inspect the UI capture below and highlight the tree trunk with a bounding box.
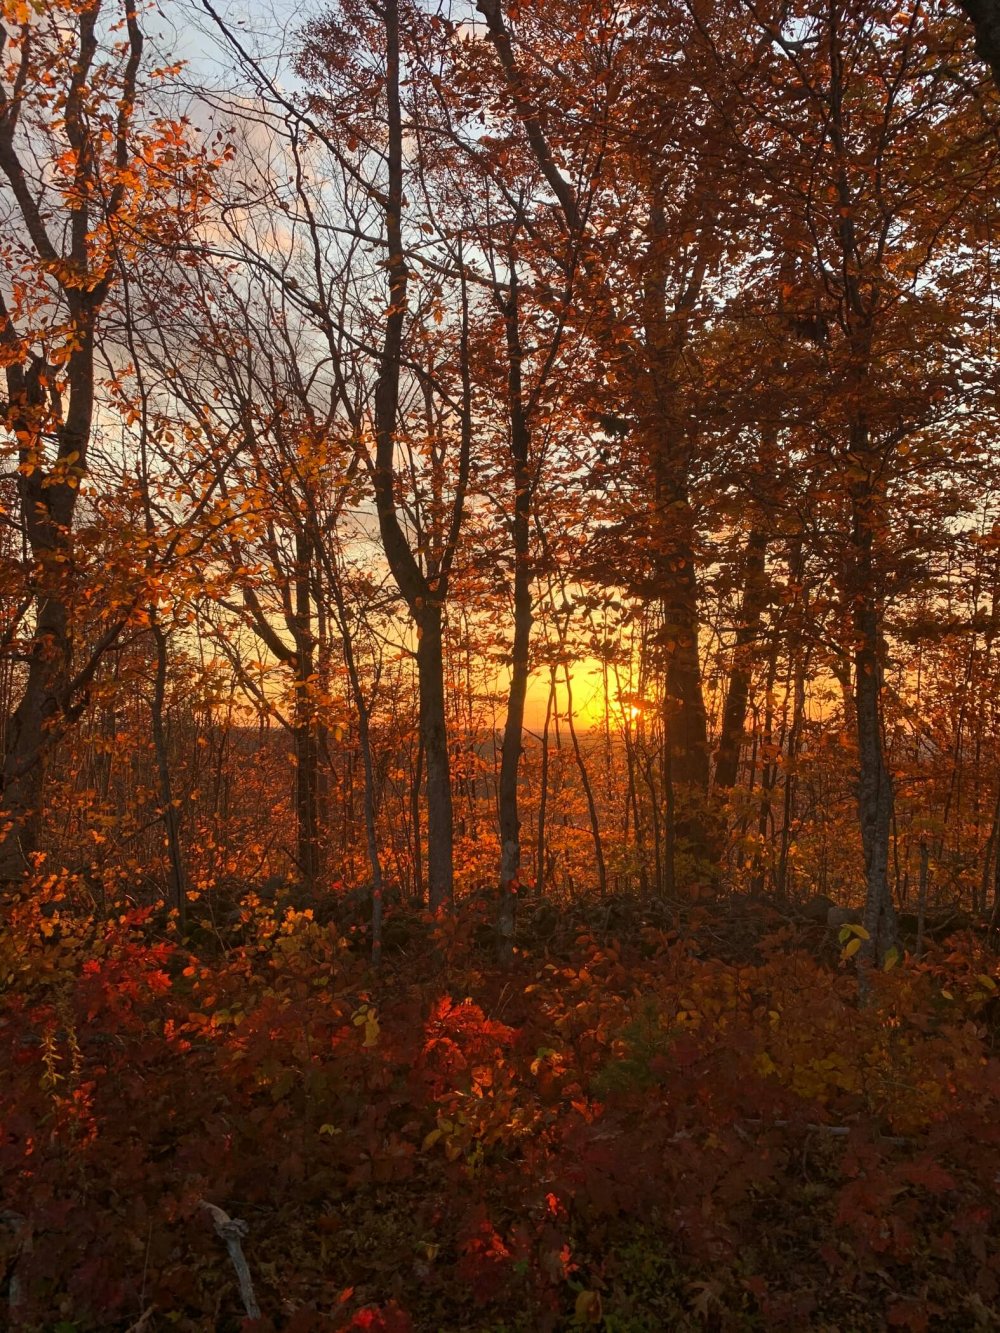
[916,839,929,961]
[369,0,463,914]
[749,639,781,898]
[0,593,69,880]
[497,275,533,960]
[0,489,125,886]
[150,619,186,927]
[776,646,807,900]
[417,607,454,911]
[359,702,385,966]
[0,360,84,882]
[410,731,424,905]
[980,780,1000,917]
[959,0,1000,88]
[0,5,147,884]
[855,594,898,962]
[534,666,556,898]
[850,466,899,965]
[662,569,710,793]
[293,713,320,889]
[659,558,712,880]
[621,715,650,897]
[715,528,769,789]
[497,557,530,952]
[642,205,712,875]
[563,660,608,897]
[293,533,320,888]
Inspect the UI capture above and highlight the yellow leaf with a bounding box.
[574,1290,603,1325]
[843,937,862,959]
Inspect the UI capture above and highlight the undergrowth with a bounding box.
[1,887,998,1330]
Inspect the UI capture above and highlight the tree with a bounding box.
[694,0,998,957]
[0,0,209,882]
[958,0,1000,85]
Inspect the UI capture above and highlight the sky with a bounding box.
[136,0,632,735]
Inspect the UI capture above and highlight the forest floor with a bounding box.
[1,887,999,1332]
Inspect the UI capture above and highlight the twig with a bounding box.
[199,1200,261,1320]
[124,1307,157,1333]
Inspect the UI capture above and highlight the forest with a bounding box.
[3,0,1000,1327]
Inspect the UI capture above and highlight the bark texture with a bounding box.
[958,0,1000,87]
[497,277,533,959]
[715,530,770,790]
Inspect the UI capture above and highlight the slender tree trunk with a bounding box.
[417,607,454,911]
[661,723,677,896]
[534,665,556,898]
[293,714,320,888]
[855,596,898,959]
[622,720,649,897]
[293,533,320,888]
[0,594,70,880]
[749,642,780,897]
[715,528,769,789]
[497,543,531,951]
[410,731,423,905]
[916,838,929,961]
[776,647,807,900]
[150,619,186,928]
[497,274,533,960]
[358,703,385,965]
[980,781,1000,916]
[368,0,465,914]
[314,584,332,855]
[643,752,665,896]
[319,532,386,961]
[850,465,899,964]
[561,660,607,897]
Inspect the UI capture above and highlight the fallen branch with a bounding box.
[199,1200,261,1320]
[740,1119,908,1147]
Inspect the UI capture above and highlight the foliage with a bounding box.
[2,894,999,1329]
[2,0,1000,1327]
